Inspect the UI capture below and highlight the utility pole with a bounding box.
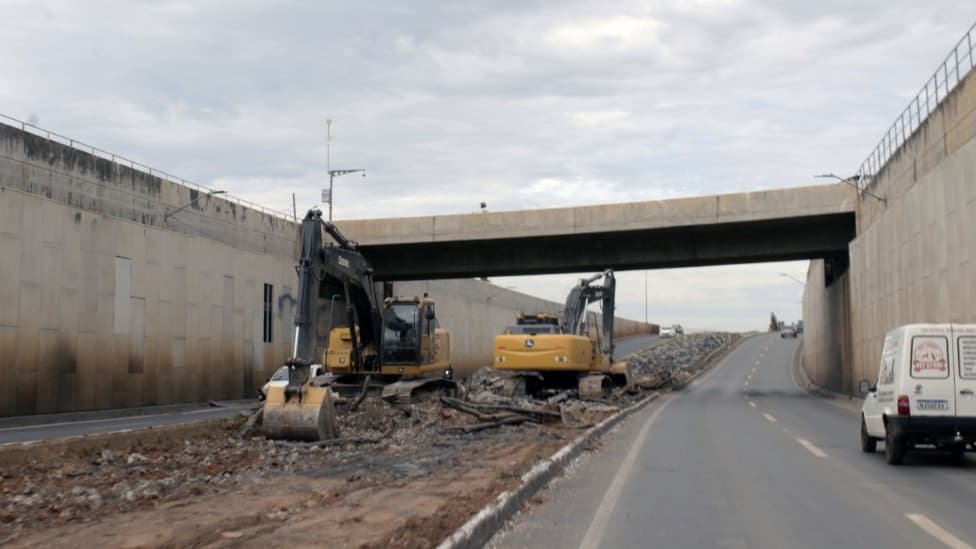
[326,118,332,176]
[644,271,648,326]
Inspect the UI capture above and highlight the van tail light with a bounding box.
[897,395,911,416]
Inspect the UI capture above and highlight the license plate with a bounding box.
[916,399,949,410]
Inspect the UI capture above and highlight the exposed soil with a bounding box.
[0,332,737,548]
[0,402,572,548]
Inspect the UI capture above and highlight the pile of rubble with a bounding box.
[0,331,737,542]
[626,332,736,386]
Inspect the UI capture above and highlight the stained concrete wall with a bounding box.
[0,185,297,415]
[0,122,651,415]
[801,261,851,393]
[803,68,976,392]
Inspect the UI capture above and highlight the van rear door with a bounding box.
[908,327,955,417]
[953,324,976,418]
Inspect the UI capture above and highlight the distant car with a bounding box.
[780,325,798,338]
[259,364,324,400]
[796,320,804,334]
[673,324,684,335]
[660,326,675,338]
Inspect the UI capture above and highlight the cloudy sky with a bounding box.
[2,0,973,330]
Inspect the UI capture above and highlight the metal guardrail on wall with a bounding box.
[857,22,976,187]
[0,112,294,222]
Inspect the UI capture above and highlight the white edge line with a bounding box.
[905,513,973,549]
[578,337,745,549]
[578,396,676,549]
[749,401,757,408]
[763,413,777,423]
[796,437,828,458]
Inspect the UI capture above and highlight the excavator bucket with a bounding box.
[263,385,338,441]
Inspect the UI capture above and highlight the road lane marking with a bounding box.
[749,401,757,408]
[796,438,828,458]
[755,360,761,366]
[579,396,677,549]
[744,381,749,387]
[906,513,973,549]
[751,367,756,373]
[763,413,777,423]
[0,407,240,433]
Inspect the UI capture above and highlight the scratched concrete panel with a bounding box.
[0,325,17,415]
[0,233,19,326]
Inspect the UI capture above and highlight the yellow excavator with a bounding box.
[492,270,629,398]
[263,209,454,441]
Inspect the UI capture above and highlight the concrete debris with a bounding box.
[559,401,620,428]
[0,332,736,542]
[626,332,736,386]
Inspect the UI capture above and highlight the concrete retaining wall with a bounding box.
[0,122,651,415]
[803,68,976,392]
[801,261,850,393]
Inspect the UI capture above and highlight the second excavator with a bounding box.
[492,269,629,399]
[263,209,455,441]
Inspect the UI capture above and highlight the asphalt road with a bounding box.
[0,403,252,445]
[614,333,661,358]
[491,333,976,549]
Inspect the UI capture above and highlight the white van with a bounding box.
[860,324,976,464]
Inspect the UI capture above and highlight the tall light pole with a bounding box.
[326,118,332,175]
[328,169,366,221]
[644,271,648,326]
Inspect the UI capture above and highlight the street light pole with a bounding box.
[779,273,806,286]
[814,173,887,206]
[164,189,226,221]
[328,169,366,221]
[644,271,648,326]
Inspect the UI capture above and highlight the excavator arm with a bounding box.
[268,209,381,441]
[559,269,615,361]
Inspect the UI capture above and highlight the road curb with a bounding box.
[791,340,863,412]
[436,392,661,549]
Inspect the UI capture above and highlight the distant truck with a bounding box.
[860,324,976,464]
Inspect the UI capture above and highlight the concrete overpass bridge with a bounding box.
[335,183,857,280]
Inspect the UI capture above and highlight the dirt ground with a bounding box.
[0,333,737,548]
[0,401,573,548]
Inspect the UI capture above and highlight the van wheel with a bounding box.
[885,429,906,465]
[860,417,876,453]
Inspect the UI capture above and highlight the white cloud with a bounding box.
[2,0,973,329]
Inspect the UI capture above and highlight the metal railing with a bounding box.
[857,22,976,187]
[0,112,294,221]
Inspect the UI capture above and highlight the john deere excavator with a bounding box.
[492,269,628,398]
[263,209,454,441]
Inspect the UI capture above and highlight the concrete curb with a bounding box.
[435,392,661,549]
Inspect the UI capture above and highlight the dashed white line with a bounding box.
[751,367,756,373]
[906,513,973,549]
[744,381,749,387]
[796,437,828,458]
[748,401,757,408]
[763,413,777,423]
